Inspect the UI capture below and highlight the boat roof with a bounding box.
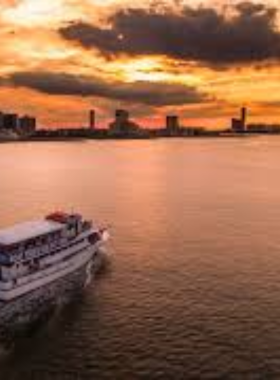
[0,219,65,247]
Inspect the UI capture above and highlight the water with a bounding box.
[1,137,280,379]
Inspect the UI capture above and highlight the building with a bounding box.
[111,109,130,133]
[241,107,247,127]
[109,109,141,135]
[231,107,247,133]
[3,113,18,130]
[0,112,4,129]
[247,124,280,133]
[0,112,37,138]
[18,115,37,137]
[166,115,180,133]
[231,118,244,132]
[89,109,96,129]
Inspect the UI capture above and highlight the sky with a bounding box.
[0,0,280,129]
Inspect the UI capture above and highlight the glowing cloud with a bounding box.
[0,0,279,128]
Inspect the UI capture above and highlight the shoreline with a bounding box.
[0,133,269,144]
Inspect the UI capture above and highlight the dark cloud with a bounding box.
[59,2,280,67]
[7,71,208,106]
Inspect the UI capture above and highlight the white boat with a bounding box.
[0,212,109,302]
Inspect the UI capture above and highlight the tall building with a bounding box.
[0,112,4,129]
[109,109,140,135]
[89,109,96,129]
[0,111,37,139]
[3,113,18,130]
[114,109,130,132]
[231,107,247,133]
[18,115,37,136]
[241,107,247,129]
[166,115,180,133]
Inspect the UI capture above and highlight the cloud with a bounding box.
[257,100,280,107]
[59,2,280,67]
[7,71,208,106]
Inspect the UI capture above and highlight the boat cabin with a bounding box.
[0,213,92,282]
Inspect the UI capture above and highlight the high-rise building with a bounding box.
[109,109,141,135]
[166,115,180,132]
[89,109,96,129]
[3,113,18,130]
[0,112,4,130]
[231,107,247,132]
[18,115,37,136]
[114,109,129,132]
[241,107,247,129]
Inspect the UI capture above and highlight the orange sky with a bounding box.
[0,0,280,129]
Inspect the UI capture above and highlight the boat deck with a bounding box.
[0,220,64,247]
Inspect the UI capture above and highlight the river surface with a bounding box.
[1,137,280,379]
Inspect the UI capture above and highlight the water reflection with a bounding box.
[1,138,280,378]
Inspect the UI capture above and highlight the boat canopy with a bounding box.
[0,219,64,247]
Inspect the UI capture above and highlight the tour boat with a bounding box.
[0,212,109,302]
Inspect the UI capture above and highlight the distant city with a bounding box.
[0,107,280,141]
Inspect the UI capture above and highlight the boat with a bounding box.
[0,212,109,339]
[0,212,109,301]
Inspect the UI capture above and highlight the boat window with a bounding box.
[41,236,47,245]
[26,241,33,250]
[0,252,9,265]
[11,246,19,256]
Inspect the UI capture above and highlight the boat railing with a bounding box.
[0,281,14,291]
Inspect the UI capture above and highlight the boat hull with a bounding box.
[0,242,101,301]
[0,247,105,342]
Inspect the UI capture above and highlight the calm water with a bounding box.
[1,137,280,379]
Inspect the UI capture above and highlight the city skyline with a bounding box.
[0,0,280,128]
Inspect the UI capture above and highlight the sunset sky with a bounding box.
[0,0,280,128]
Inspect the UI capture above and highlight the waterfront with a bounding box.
[1,137,280,378]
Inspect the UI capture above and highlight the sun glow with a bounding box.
[116,58,202,86]
[3,0,73,26]
[0,0,279,127]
